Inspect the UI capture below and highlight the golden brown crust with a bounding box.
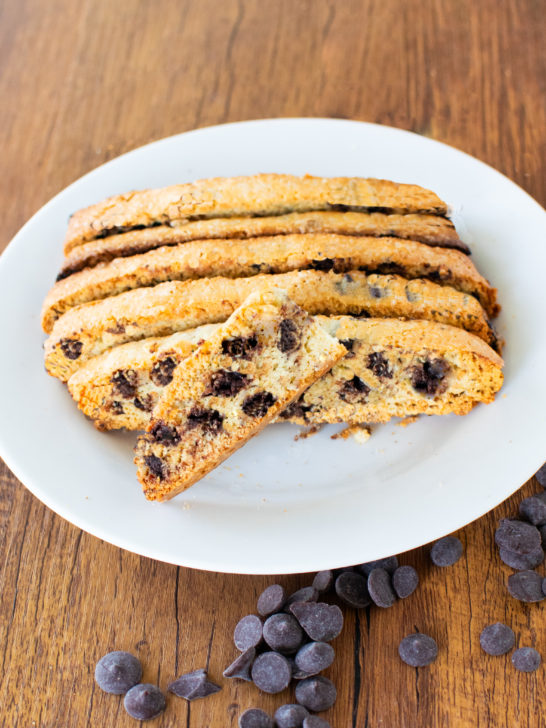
[64,174,448,251]
[42,233,497,331]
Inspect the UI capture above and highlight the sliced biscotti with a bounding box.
[42,233,497,331]
[45,270,496,381]
[59,211,467,277]
[64,174,448,251]
[280,316,504,425]
[134,289,347,500]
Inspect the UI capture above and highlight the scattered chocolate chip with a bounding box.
[303,717,331,728]
[392,566,419,598]
[295,676,337,712]
[187,406,224,434]
[222,336,259,359]
[338,375,370,402]
[289,602,343,642]
[257,584,286,617]
[539,525,546,549]
[251,652,292,694]
[335,571,371,608]
[284,587,319,611]
[274,704,310,728]
[535,463,546,488]
[94,651,142,694]
[263,613,304,654]
[507,570,545,602]
[295,641,335,676]
[223,647,255,681]
[124,683,166,720]
[398,633,438,667]
[357,556,399,576]
[133,394,154,411]
[150,355,178,386]
[242,391,277,417]
[519,496,546,526]
[499,546,544,570]
[111,369,138,398]
[234,615,263,651]
[495,519,542,555]
[479,623,515,655]
[144,455,165,480]
[239,708,274,728]
[168,668,221,701]
[205,369,250,397]
[60,338,83,360]
[313,570,334,593]
[367,351,392,378]
[512,647,541,672]
[411,358,450,396]
[368,568,396,608]
[430,536,463,567]
[150,421,180,445]
[278,319,301,353]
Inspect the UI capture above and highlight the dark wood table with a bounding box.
[1,1,545,725]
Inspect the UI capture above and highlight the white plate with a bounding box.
[0,119,545,574]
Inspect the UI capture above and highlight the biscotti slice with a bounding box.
[64,173,448,251]
[59,211,467,277]
[43,233,497,330]
[280,316,504,424]
[134,289,347,500]
[45,270,496,381]
[69,317,503,432]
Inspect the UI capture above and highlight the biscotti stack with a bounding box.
[41,174,504,494]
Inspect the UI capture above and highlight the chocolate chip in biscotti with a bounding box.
[280,399,314,421]
[251,652,292,694]
[535,463,546,488]
[221,335,259,359]
[310,257,336,272]
[411,358,450,396]
[512,647,541,673]
[335,571,371,608]
[186,405,224,434]
[430,536,463,567]
[150,421,180,445]
[223,647,256,681]
[519,496,546,526]
[338,375,370,402]
[398,633,438,667]
[144,455,165,480]
[278,319,301,353]
[111,369,137,398]
[392,566,419,598]
[367,351,392,378]
[257,584,286,617]
[204,369,250,397]
[242,391,277,418]
[110,401,124,414]
[368,284,386,298]
[150,355,177,386]
[263,613,304,654]
[495,519,541,555]
[295,676,337,712]
[234,615,263,651]
[134,394,154,412]
[289,602,343,642]
[479,623,515,655]
[499,546,544,570]
[60,338,83,360]
[367,568,396,608]
[507,570,545,602]
[339,339,356,358]
[239,708,274,728]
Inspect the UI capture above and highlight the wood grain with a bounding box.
[0,0,545,725]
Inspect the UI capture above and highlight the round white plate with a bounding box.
[0,119,545,574]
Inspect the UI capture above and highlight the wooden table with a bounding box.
[1,1,544,725]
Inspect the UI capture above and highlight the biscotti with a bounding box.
[64,174,449,251]
[58,211,467,278]
[134,289,347,500]
[68,316,503,432]
[45,270,496,381]
[42,233,497,331]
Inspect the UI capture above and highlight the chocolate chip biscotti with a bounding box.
[42,233,497,331]
[134,289,347,500]
[64,174,448,251]
[45,270,496,381]
[69,316,503,432]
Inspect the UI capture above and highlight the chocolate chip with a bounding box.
[479,623,515,655]
[495,519,542,555]
[289,602,343,642]
[94,651,142,694]
[295,642,335,676]
[280,399,314,421]
[540,525,546,549]
[150,421,180,445]
[234,615,263,651]
[303,718,331,728]
[295,676,337,712]
[60,338,83,360]
[133,394,153,411]
[312,570,334,593]
[519,496,546,526]
[284,586,318,611]
[223,647,255,681]
[398,633,438,667]
[357,556,399,576]
[311,258,335,272]
[499,546,544,570]
[111,369,137,399]
[392,566,419,598]
[535,463,546,488]
[222,335,259,359]
[512,647,541,672]
[239,708,274,728]
[144,455,165,480]
[257,584,286,617]
[339,339,356,357]
[278,319,301,353]
[335,571,371,608]
[205,369,250,397]
[124,683,166,720]
[111,401,124,414]
[150,356,177,386]
[274,704,310,728]
[367,351,392,378]
[251,652,292,694]
[263,613,304,654]
[187,406,224,434]
[368,568,396,607]
[368,285,386,298]
[507,570,545,602]
[411,358,450,396]
[338,375,370,402]
[242,391,276,417]
[168,668,221,700]
[430,536,463,567]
